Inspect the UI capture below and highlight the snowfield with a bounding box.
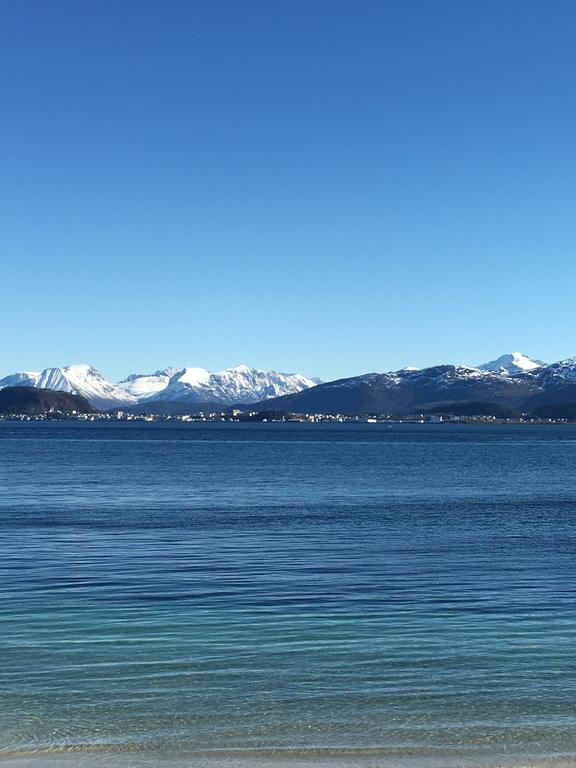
[478,352,544,374]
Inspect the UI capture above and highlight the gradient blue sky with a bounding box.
[2,0,575,381]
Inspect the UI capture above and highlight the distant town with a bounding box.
[0,408,573,425]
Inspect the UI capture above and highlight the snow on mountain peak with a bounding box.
[0,363,137,408]
[0,362,318,409]
[553,355,576,367]
[6,353,576,415]
[537,355,576,382]
[478,352,544,375]
[149,365,317,405]
[120,367,178,383]
[116,368,179,399]
[33,364,136,408]
[0,371,41,389]
[176,367,212,386]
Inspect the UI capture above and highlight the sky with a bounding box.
[1,0,575,382]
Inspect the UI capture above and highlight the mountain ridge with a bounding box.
[151,365,317,405]
[0,363,318,409]
[246,356,576,416]
[1,353,572,415]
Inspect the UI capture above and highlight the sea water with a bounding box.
[1,422,576,767]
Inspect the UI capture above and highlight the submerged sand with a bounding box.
[2,749,576,768]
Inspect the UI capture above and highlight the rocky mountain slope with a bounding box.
[249,365,535,415]
[249,355,576,416]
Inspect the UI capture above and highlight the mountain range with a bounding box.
[4,353,576,416]
[0,364,318,410]
[249,353,576,416]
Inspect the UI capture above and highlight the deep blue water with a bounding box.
[1,422,576,767]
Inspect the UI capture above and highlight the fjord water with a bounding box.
[1,422,576,768]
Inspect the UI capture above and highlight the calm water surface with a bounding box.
[1,422,576,768]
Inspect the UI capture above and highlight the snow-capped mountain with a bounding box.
[3,353,576,415]
[34,365,136,408]
[249,362,541,415]
[0,364,136,409]
[478,352,545,375]
[531,356,576,383]
[149,365,317,405]
[0,371,41,388]
[116,368,178,400]
[0,363,317,410]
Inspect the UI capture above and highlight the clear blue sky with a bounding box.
[2,0,575,382]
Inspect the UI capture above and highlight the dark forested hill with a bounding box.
[0,386,96,415]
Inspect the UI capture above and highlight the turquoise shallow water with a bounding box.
[1,422,576,767]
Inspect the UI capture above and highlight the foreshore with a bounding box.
[2,748,576,768]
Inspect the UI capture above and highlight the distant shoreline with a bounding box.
[1,414,576,426]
